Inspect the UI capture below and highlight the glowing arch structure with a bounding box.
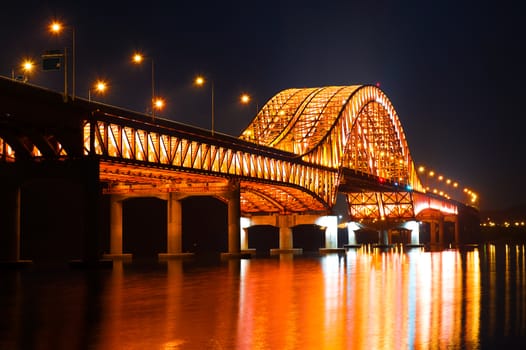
[240,85,424,209]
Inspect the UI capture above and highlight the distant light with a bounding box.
[418,166,425,173]
[240,93,250,104]
[95,80,107,93]
[50,21,63,33]
[132,53,143,64]
[22,60,34,72]
[153,98,165,110]
[376,82,381,87]
[195,76,205,86]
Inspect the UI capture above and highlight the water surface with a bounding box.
[1,244,525,349]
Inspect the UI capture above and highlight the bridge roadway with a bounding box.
[0,77,476,265]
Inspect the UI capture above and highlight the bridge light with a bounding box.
[49,21,63,34]
[418,166,425,173]
[240,93,251,104]
[406,184,412,191]
[132,53,144,64]
[153,98,165,110]
[22,59,35,73]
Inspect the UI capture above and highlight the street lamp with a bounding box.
[49,20,75,101]
[132,52,158,121]
[194,75,215,135]
[12,59,35,82]
[88,80,108,102]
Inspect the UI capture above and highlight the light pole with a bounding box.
[133,53,163,121]
[49,20,75,101]
[194,76,215,135]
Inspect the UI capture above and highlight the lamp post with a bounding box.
[194,76,215,135]
[133,53,161,121]
[49,20,75,101]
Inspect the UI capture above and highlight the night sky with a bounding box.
[0,0,524,211]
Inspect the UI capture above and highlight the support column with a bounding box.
[167,193,182,254]
[430,221,437,244]
[103,195,132,261]
[402,220,421,246]
[0,185,30,265]
[72,159,110,267]
[110,195,123,254]
[379,229,389,246]
[438,217,444,246]
[319,215,338,248]
[269,215,302,254]
[221,180,242,259]
[160,193,192,260]
[279,215,293,250]
[346,222,360,247]
[454,218,459,245]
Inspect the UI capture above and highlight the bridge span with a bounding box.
[0,77,478,264]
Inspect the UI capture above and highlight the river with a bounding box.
[1,244,525,349]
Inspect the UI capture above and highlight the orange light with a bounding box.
[240,93,250,104]
[195,76,205,86]
[50,21,63,33]
[22,59,35,72]
[132,53,143,64]
[153,98,165,110]
[94,80,107,93]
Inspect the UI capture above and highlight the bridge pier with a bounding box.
[0,184,30,266]
[159,193,191,259]
[221,181,245,259]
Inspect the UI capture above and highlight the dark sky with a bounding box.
[0,0,524,211]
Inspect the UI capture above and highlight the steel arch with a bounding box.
[240,85,424,206]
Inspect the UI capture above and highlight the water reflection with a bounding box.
[1,245,526,349]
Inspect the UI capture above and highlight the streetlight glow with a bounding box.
[50,21,62,33]
[88,80,108,101]
[22,60,34,73]
[195,76,205,86]
[132,53,143,64]
[240,93,251,104]
[153,98,165,110]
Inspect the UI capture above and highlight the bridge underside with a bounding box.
[100,161,328,215]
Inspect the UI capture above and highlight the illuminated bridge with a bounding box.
[0,77,479,264]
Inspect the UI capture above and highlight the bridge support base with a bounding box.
[102,253,133,262]
[158,253,194,260]
[270,248,303,255]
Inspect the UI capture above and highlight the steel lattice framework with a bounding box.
[240,85,427,220]
[0,79,461,219]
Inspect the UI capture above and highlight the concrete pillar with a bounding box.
[81,160,102,264]
[438,217,444,245]
[240,217,251,250]
[379,229,389,245]
[0,186,21,263]
[227,181,241,254]
[347,222,360,245]
[318,216,338,248]
[110,195,124,255]
[167,193,182,254]
[401,220,420,245]
[279,215,293,250]
[430,221,437,244]
[454,218,459,244]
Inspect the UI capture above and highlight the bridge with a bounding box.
[0,77,479,264]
